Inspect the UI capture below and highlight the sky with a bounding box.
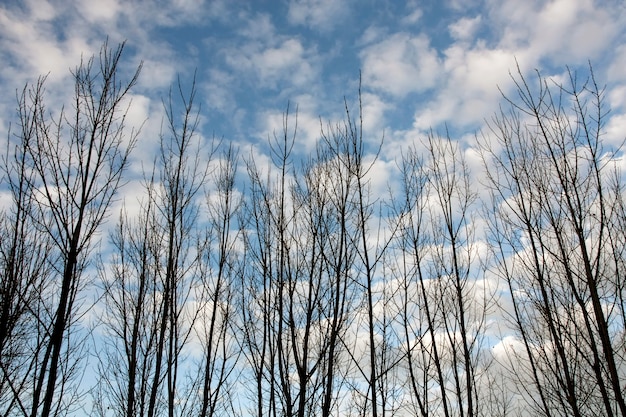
[1,0,626,414]
[1,0,625,332]
[2,0,625,261]
[2,0,626,168]
[0,0,625,331]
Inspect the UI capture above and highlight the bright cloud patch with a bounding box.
[449,15,482,41]
[360,33,441,97]
[224,36,317,90]
[287,0,349,31]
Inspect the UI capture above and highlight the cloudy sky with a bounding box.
[1,0,626,412]
[2,0,625,167]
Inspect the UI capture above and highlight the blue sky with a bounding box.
[2,0,625,318]
[1,1,625,306]
[2,1,626,414]
[2,0,625,166]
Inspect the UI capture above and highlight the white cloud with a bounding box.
[287,0,350,31]
[608,45,626,83]
[75,0,121,22]
[533,0,618,62]
[449,15,482,42]
[361,92,391,136]
[0,188,12,215]
[412,46,520,130]
[203,68,237,113]
[398,0,624,133]
[488,0,621,64]
[607,84,626,111]
[401,8,423,26]
[24,0,57,20]
[225,36,318,90]
[137,57,179,91]
[0,2,84,84]
[124,0,221,27]
[239,12,276,40]
[119,93,152,144]
[258,98,322,153]
[492,335,525,360]
[428,0,619,129]
[258,39,309,80]
[363,157,397,202]
[360,33,441,98]
[447,0,482,12]
[605,112,626,147]
[358,25,388,47]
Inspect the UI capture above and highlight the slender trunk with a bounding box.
[39,222,82,417]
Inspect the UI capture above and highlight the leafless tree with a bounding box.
[94,75,212,417]
[143,76,213,417]
[239,103,370,417]
[93,190,161,417]
[481,63,626,417]
[194,143,242,417]
[311,91,401,417]
[8,40,626,417]
[0,83,55,417]
[311,122,362,417]
[424,134,484,417]
[390,133,488,417]
[238,107,294,417]
[0,40,141,417]
[391,144,439,417]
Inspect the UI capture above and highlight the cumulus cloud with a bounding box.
[412,46,520,130]
[0,2,89,84]
[75,0,121,23]
[372,0,626,136]
[258,40,314,84]
[287,0,350,31]
[449,15,482,42]
[487,0,621,64]
[360,92,391,136]
[257,94,324,153]
[360,33,441,98]
[605,111,626,146]
[608,45,626,82]
[224,37,318,90]
[400,6,423,26]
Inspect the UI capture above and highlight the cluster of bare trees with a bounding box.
[1,42,625,417]
[481,65,626,417]
[1,41,141,417]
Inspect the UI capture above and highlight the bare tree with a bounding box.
[286,123,364,417]
[239,104,367,417]
[195,143,242,417]
[238,105,300,417]
[154,77,209,417]
[424,134,484,417]
[0,83,55,417]
[0,40,141,417]
[340,98,394,417]
[238,148,278,417]
[310,124,361,417]
[140,76,213,417]
[9,41,626,417]
[93,185,162,417]
[391,144,441,417]
[481,63,626,417]
[94,74,212,417]
[390,133,488,417]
